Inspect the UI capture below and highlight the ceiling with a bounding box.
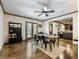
[54,17,72,24]
[1,0,78,21]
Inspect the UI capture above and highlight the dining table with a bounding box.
[35,34,59,52]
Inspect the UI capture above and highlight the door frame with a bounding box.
[25,22,38,39]
[49,23,53,35]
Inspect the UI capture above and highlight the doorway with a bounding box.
[49,17,73,40]
[49,24,53,35]
[25,22,38,39]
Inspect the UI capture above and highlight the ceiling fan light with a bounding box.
[44,6,47,11]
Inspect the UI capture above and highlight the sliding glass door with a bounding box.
[26,22,38,39]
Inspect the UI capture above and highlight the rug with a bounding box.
[38,45,65,59]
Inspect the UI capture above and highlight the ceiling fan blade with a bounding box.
[35,11,42,13]
[46,10,55,13]
[38,13,43,16]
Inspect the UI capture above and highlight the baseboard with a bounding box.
[4,39,27,45]
[74,39,78,41]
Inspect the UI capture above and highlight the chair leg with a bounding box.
[49,42,52,52]
[40,40,43,48]
[57,38,59,48]
[49,41,52,52]
[53,41,55,48]
[41,43,43,48]
[41,40,43,48]
[45,43,47,50]
[53,38,56,48]
[34,39,36,45]
[36,40,39,45]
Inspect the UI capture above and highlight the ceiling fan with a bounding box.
[35,6,55,17]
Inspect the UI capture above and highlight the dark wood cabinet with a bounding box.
[63,32,72,40]
[9,22,22,44]
[65,24,72,31]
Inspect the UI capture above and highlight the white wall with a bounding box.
[42,21,49,34]
[52,22,59,35]
[73,13,78,44]
[51,22,65,35]
[42,21,65,35]
[0,4,4,50]
[4,14,43,43]
[59,24,65,32]
[43,12,78,44]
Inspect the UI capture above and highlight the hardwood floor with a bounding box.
[0,40,51,59]
[0,39,78,59]
[56,39,78,59]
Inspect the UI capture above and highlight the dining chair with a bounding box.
[42,36,49,50]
